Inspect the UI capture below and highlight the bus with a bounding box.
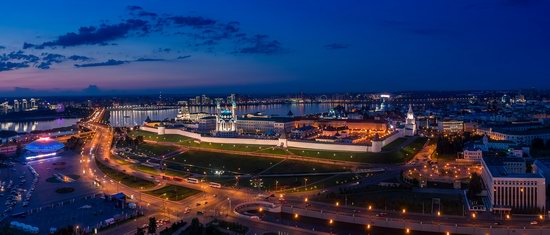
[187,178,199,184]
[209,182,222,188]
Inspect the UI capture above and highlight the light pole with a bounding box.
[227,198,232,216]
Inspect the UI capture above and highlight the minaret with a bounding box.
[231,100,237,119]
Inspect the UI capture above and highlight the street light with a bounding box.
[402,208,406,214]
[368,205,372,211]
[405,228,410,234]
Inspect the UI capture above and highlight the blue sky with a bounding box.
[1,0,550,95]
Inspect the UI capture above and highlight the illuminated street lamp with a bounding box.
[368,205,372,211]
[402,208,406,214]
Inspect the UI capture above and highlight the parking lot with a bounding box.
[13,194,139,234]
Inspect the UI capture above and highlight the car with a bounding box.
[530,221,538,225]
[250,216,260,220]
[493,222,501,225]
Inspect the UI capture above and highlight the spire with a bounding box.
[408,104,413,114]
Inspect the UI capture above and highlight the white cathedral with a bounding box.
[404,104,416,136]
[215,101,237,134]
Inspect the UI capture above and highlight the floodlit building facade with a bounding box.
[481,156,546,212]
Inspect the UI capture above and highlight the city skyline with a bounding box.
[2,0,550,96]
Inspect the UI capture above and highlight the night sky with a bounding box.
[1,0,550,95]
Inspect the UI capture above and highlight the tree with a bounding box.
[189,217,203,234]
[135,227,145,235]
[468,173,483,198]
[532,138,545,150]
[147,217,157,234]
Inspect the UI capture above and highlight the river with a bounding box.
[109,103,361,127]
[0,118,81,133]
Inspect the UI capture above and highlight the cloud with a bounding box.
[169,16,217,28]
[0,45,5,50]
[68,55,92,61]
[126,5,143,11]
[0,51,38,71]
[0,61,29,71]
[135,58,165,62]
[236,34,283,55]
[35,53,66,69]
[25,19,150,49]
[74,59,127,68]
[2,50,39,63]
[82,84,101,93]
[177,55,191,60]
[324,43,350,50]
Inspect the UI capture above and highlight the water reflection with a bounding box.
[0,118,80,133]
[109,103,354,127]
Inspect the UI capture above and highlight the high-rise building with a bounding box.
[13,100,20,112]
[22,99,28,110]
[1,102,9,114]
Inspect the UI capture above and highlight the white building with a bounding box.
[404,104,416,136]
[1,102,9,114]
[215,101,237,133]
[437,120,464,133]
[481,156,546,212]
[477,126,550,145]
[462,147,483,161]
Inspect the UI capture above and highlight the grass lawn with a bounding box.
[145,185,200,201]
[219,173,363,192]
[130,130,271,152]
[314,186,464,215]
[132,164,190,178]
[287,137,427,164]
[132,143,179,156]
[257,147,290,155]
[165,150,346,176]
[130,130,427,164]
[381,137,408,151]
[96,159,156,189]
